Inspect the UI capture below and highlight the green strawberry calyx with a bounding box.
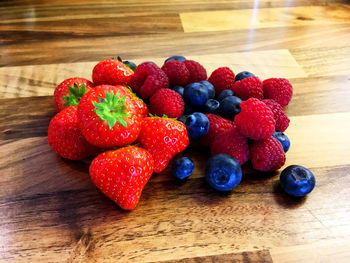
[148,113,178,121]
[62,83,88,107]
[92,91,130,129]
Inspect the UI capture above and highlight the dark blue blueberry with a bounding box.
[178,115,187,123]
[280,165,316,197]
[165,55,187,63]
[203,99,220,114]
[184,112,209,139]
[184,83,209,107]
[184,103,197,115]
[170,85,185,97]
[272,131,291,152]
[217,89,234,102]
[199,80,215,99]
[235,71,255,81]
[172,157,194,180]
[205,154,242,191]
[217,96,242,120]
[123,61,137,71]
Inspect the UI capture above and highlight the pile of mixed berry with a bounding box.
[48,55,315,210]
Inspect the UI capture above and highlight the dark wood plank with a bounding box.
[2,23,350,67]
[1,14,183,44]
[160,250,273,262]
[0,0,346,13]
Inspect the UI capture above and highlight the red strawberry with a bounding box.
[54,77,93,112]
[138,117,189,173]
[48,106,100,160]
[123,86,149,118]
[90,146,154,210]
[92,59,134,86]
[77,85,142,148]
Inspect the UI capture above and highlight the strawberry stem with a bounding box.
[62,83,88,107]
[92,91,130,129]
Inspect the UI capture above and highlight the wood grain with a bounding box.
[1,0,350,262]
[2,24,350,67]
[181,5,350,32]
[0,49,306,98]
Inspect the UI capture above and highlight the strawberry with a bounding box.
[124,86,149,118]
[54,77,93,112]
[92,59,134,86]
[77,85,142,148]
[138,117,189,173]
[48,106,100,160]
[90,146,154,210]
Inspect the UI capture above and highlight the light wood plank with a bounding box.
[270,237,350,263]
[284,112,350,168]
[180,5,350,32]
[0,49,306,98]
[291,46,350,77]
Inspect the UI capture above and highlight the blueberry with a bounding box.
[165,55,187,63]
[184,103,197,115]
[280,165,316,197]
[235,71,255,81]
[203,99,220,114]
[123,61,137,71]
[205,154,242,191]
[184,112,209,139]
[171,85,185,97]
[217,96,242,120]
[184,83,209,107]
[199,80,215,99]
[217,89,234,102]
[272,131,290,152]
[172,157,194,180]
[178,115,187,123]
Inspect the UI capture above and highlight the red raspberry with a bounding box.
[210,125,250,165]
[234,98,275,140]
[232,76,263,100]
[198,113,234,146]
[250,136,286,171]
[161,60,189,86]
[183,60,207,83]
[262,99,290,132]
[263,78,293,107]
[149,88,184,119]
[130,62,169,99]
[208,67,235,95]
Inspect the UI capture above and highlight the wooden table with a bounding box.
[1,1,350,262]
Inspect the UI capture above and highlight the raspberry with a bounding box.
[183,60,207,83]
[250,136,286,171]
[208,67,235,95]
[262,99,290,132]
[210,125,250,165]
[234,98,275,140]
[161,60,189,87]
[198,113,235,146]
[149,88,184,119]
[263,78,293,107]
[232,76,263,100]
[130,62,169,99]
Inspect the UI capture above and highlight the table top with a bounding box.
[1,1,350,262]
